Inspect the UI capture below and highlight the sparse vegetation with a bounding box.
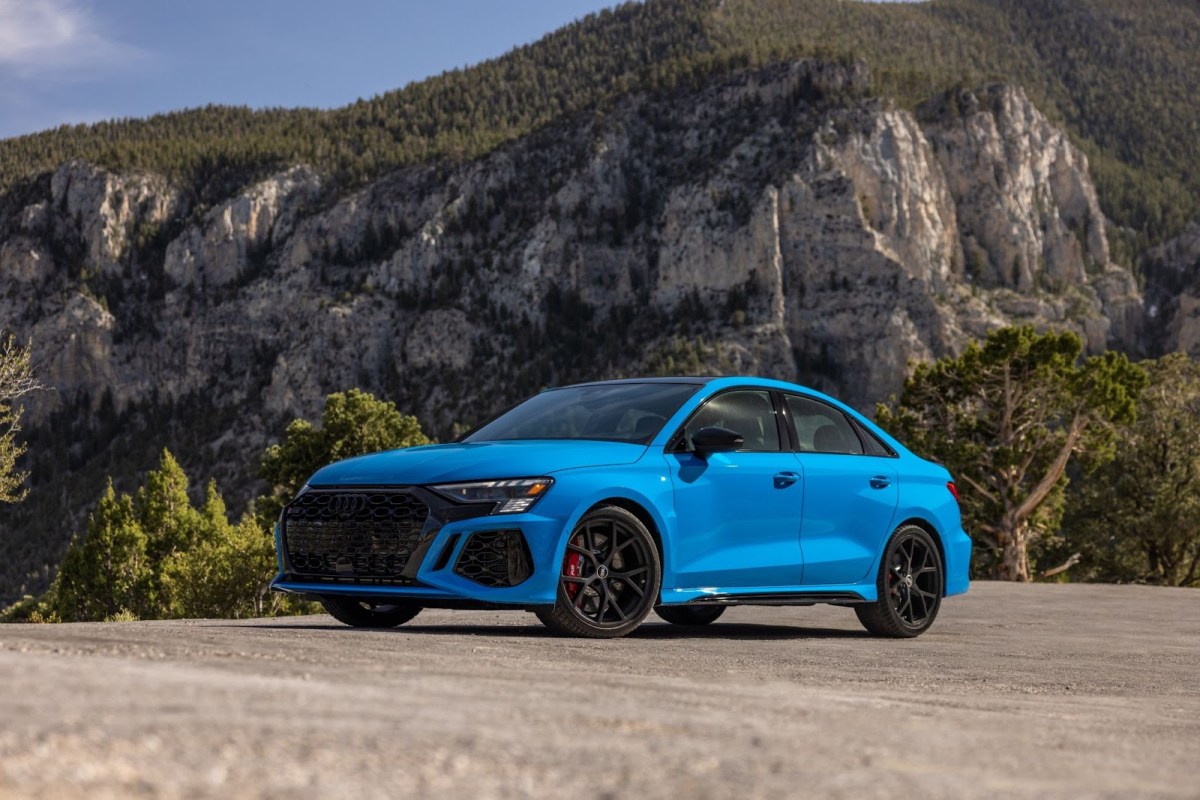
[0,335,43,504]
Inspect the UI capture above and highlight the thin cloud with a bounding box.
[0,0,146,75]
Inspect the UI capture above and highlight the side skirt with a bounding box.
[684,591,867,607]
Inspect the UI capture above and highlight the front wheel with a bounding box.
[855,525,943,638]
[321,596,422,628]
[537,506,662,639]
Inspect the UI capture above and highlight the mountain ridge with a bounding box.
[1,0,1197,244]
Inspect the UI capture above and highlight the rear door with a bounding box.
[665,389,804,589]
[784,394,899,586]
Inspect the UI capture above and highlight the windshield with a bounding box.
[461,383,701,444]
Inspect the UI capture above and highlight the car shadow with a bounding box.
[224,620,871,641]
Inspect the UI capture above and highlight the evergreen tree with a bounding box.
[48,450,279,621]
[52,483,150,622]
[879,327,1146,581]
[1065,354,1200,586]
[257,389,431,525]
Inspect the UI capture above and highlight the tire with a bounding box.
[320,596,422,629]
[654,605,726,626]
[537,505,662,639]
[855,524,943,638]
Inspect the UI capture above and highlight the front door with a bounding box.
[666,389,804,590]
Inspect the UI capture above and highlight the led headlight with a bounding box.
[431,478,554,514]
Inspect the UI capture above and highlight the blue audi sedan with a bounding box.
[271,377,970,638]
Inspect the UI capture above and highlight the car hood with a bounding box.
[307,440,648,486]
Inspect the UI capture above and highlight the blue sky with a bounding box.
[0,0,624,140]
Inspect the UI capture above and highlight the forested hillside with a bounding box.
[1,0,1197,246]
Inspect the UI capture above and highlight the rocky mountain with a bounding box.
[2,57,1180,603]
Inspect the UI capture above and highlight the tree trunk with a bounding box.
[997,518,1032,582]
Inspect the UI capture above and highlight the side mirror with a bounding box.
[690,426,744,456]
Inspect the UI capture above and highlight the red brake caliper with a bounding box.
[564,535,583,599]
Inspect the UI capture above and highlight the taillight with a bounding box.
[946,481,959,502]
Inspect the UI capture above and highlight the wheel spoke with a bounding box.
[593,586,607,622]
[604,529,624,566]
[915,587,937,620]
[607,584,628,621]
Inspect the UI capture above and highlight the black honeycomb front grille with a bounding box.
[283,491,428,580]
[454,530,533,587]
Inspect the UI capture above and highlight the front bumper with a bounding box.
[271,486,567,607]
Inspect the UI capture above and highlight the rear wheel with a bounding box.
[320,596,422,628]
[537,506,661,639]
[654,605,726,626]
[855,525,942,638]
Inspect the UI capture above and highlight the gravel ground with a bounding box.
[0,582,1197,799]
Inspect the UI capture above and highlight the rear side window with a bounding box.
[852,419,896,457]
[785,395,864,455]
[685,390,781,452]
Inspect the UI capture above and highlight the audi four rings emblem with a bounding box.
[330,494,366,513]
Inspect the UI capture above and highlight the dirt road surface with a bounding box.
[0,582,1197,799]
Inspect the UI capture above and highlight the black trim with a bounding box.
[279,574,419,587]
[431,533,461,571]
[775,389,800,451]
[684,591,867,606]
[300,594,554,613]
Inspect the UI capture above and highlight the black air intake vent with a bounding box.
[454,530,533,587]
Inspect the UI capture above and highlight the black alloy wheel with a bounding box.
[537,505,662,639]
[320,596,422,628]
[855,525,943,638]
[654,605,726,626]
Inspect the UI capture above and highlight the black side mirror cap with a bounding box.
[690,426,744,456]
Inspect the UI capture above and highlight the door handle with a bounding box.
[870,475,891,489]
[774,471,801,488]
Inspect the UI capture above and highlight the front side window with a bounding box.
[785,395,864,455]
[684,390,781,452]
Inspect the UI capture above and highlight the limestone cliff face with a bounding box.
[164,166,322,289]
[0,61,1158,600]
[48,161,181,275]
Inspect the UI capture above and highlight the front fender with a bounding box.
[540,460,677,596]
